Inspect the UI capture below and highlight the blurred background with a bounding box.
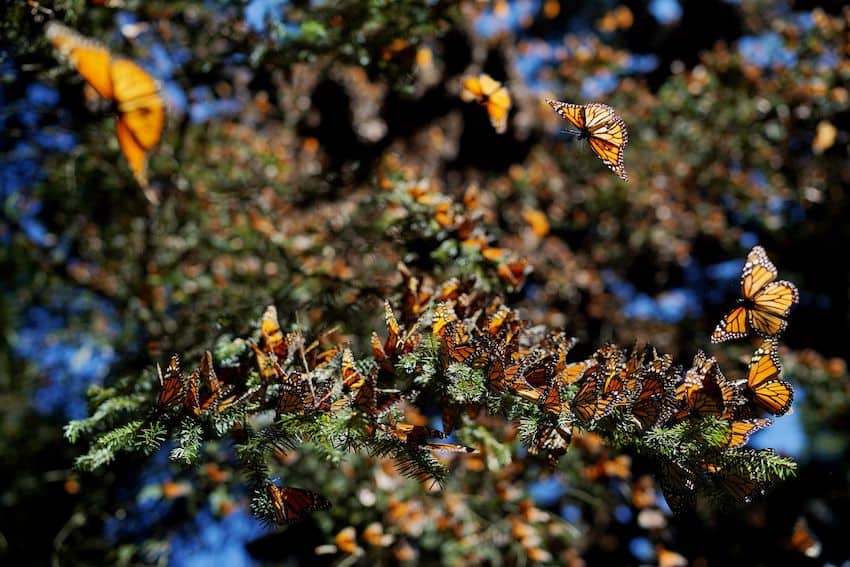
[2,0,850,565]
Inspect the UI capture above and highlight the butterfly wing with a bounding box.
[584,103,629,180]
[727,418,772,448]
[47,22,115,99]
[711,305,749,343]
[749,280,799,337]
[741,246,778,299]
[266,484,331,524]
[156,355,184,409]
[746,342,793,415]
[545,98,585,132]
[112,59,164,189]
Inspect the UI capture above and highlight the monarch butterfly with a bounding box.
[528,420,572,466]
[711,246,799,343]
[631,352,678,430]
[597,344,641,407]
[789,517,822,558]
[746,340,793,415]
[702,462,765,504]
[571,366,624,424]
[264,483,331,525]
[675,351,742,420]
[276,376,312,416]
[726,418,772,448]
[384,422,475,453]
[657,459,696,514]
[46,22,164,201]
[259,305,288,358]
[156,355,184,409]
[460,73,512,134]
[546,99,629,181]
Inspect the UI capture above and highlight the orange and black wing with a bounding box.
[266,484,331,524]
[545,98,586,132]
[47,22,164,196]
[746,341,793,415]
[156,355,183,409]
[726,418,772,448]
[112,58,164,189]
[583,103,629,181]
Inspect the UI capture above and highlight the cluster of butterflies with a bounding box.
[399,181,532,290]
[155,351,251,417]
[460,73,630,181]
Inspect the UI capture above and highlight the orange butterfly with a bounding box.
[725,418,772,448]
[46,22,164,202]
[711,246,799,343]
[570,366,624,424]
[383,422,475,453]
[461,73,512,134]
[156,355,184,410]
[546,99,629,181]
[264,483,331,525]
[745,340,793,415]
[528,420,572,466]
[631,351,677,430]
[789,517,822,558]
[675,351,742,420]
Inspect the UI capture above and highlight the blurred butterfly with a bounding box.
[259,305,288,358]
[711,246,799,343]
[384,422,475,453]
[746,340,793,415]
[460,73,512,134]
[46,22,164,202]
[546,99,629,181]
[528,420,572,466]
[264,483,331,525]
[789,517,822,558]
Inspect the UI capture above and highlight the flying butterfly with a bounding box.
[46,22,164,202]
[460,73,512,134]
[711,246,799,343]
[546,99,629,181]
[789,517,822,559]
[263,483,331,525]
[745,340,793,415]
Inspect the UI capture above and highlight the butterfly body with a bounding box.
[546,99,629,181]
